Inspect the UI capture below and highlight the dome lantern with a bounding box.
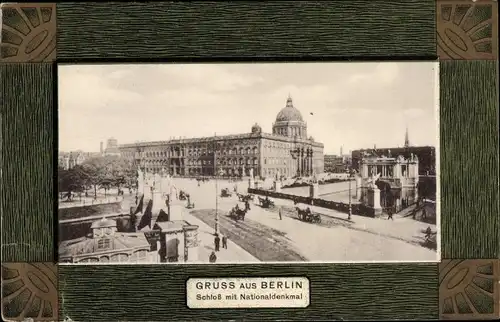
[275,95,304,123]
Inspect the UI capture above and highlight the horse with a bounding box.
[258,196,274,208]
[228,207,247,221]
[296,204,321,223]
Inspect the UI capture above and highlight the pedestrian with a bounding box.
[279,207,283,220]
[387,208,394,221]
[425,226,432,239]
[209,251,217,263]
[135,195,139,205]
[214,234,220,252]
[245,200,250,211]
[222,235,228,249]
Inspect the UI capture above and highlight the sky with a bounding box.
[58,62,439,155]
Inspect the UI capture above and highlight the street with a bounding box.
[168,178,438,262]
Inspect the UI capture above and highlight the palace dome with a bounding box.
[251,123,262,134]
[275,96,304,122]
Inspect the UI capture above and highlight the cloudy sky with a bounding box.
[58,62,439,155]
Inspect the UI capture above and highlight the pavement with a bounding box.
[182,211,259,263]
[167,178,438,262]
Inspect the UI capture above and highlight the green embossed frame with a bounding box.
[1,1,498,321]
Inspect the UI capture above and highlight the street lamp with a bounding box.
[213,133,220,235]
[348,167,353,221]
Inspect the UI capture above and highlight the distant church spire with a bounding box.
[404,126,410,148]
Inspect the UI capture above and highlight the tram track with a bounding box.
[190,209,307,262]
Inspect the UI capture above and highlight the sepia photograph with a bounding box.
[57,62,440,264]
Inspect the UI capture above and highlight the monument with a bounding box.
[358,154,419,216]
[309,171,319,199]
[137,169,144,195]
[365,173,382,217]
[273,172,282,192]
[248,168,255,189]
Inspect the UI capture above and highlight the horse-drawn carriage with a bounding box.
[228,204,247,221]
[186,200,195,209]
[220,188,232,198]
[179,190,188,200]
[237,193,254,202]
[258,196,275,208]
[295,204,321,223]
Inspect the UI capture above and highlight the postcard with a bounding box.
[57,62,440,265]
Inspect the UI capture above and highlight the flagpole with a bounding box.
[214,132,219,235]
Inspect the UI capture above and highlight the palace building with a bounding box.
[119,96,324,179]
[351,127,436,176]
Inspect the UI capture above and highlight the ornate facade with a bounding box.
[119,96,324,179]
[357,154,420,213]
[59,218,155,263]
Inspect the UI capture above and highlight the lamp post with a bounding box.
[214,133,220,235]
[348,167,353,221]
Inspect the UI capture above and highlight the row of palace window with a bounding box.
[123,146,261,159]
[185,159,259,166]
[123,143,316,160]
[273,127,305,137]
[141,158,296,167]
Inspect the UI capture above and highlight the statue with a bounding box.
[250,168,254,179]
[153,172,161,191]
[367,172,381,188]
[137,169,144,184]
[312,171,318,184]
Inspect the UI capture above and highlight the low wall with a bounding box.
[58,202,122,221]
[282,178,350,189]
[248,188,376,218]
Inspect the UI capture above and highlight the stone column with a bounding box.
[303,150,306,176]
[248,178,255,189]
[297,150,301,176]
[355,176,362,199]
[362,163,368,178]
[306,149,310,176]
[309,183,319,199]
[395,197,401,212]
[369,187,383,217]
[274,180,282,192]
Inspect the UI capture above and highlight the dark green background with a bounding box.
[1,1,498,321]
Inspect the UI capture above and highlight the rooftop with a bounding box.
[59,232,150,258]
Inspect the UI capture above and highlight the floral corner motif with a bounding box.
[2,262,58,321]
[439,259,499,320]
[0,3,56,62]
[437,0,498,60]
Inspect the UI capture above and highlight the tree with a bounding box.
[80,155,136,198]
[58,165,90,200]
